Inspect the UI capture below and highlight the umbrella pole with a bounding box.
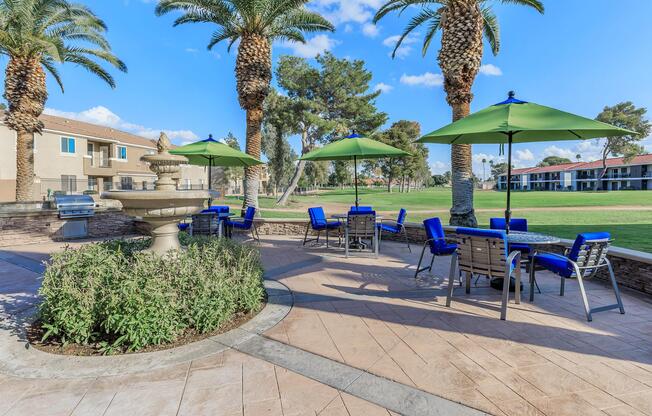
[354,155,359,208]
[505,133,513,234]
[208,157,213,207]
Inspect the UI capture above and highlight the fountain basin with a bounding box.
[103,190,209,255]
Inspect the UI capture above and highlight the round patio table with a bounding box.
[506,231,561,245]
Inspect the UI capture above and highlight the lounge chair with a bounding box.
[447,228,522,320]
[378,208,410,252]
[303,207,342,248]
[414,218,457,278]
[529,232,625,321]
[226,206,260,243]
[345,211,378,258]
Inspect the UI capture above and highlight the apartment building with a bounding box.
[0,114,208,202]
[497,154,652,191]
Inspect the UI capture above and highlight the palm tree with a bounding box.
[0,0,127,201]
[374,0,543,226]
[156,0,334,210]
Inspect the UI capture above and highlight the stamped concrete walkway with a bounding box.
[1,236,652,415]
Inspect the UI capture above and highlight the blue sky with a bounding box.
[14,0,652,177]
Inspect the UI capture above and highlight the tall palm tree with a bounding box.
[374,0,543,226]
[156,0,334,210]
[0,0,127,201]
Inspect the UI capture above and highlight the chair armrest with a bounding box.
[507,250,522,275]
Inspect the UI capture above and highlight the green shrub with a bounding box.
[38,237,264,353]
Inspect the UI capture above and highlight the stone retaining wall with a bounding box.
[0,207,138,248]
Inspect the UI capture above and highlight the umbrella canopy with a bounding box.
[300,133,411,207]
[170,135,263,167]
[418,92,636,232]
[170,135,263,203]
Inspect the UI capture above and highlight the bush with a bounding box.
[38,236,264,353]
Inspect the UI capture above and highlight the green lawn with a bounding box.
[217,187,652,253]
[285,187,652,210]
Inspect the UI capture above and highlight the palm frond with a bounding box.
[498,0,544,13]
[481,7,500,55]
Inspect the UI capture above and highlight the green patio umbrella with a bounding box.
[418,92,636,232]
[300,133,410,207]
[170,134,263,202]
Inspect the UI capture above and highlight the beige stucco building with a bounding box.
[0,114,208,202]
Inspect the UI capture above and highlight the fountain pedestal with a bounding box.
[102,133,209,255]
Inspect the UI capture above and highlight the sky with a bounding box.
[9,0,652,178]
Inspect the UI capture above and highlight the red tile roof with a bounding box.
[500,154,652,177]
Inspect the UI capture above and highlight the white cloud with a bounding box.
[543,145,577,160]
[515,149,535,161]
[430,161,450,174]
[362,22,379,38]
[44,106,199,143]
[309,0,384,25]
[400,72,443,88]
[382,34,418,59]
[185,48,198,53]
[479,64,502,76]
[373,82,393,94]
[279,34,339,58]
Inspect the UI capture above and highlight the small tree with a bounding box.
[596,102,651,188]
[537,156,572,167]
[576,154,582,162]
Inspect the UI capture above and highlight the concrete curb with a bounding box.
[0,279,292,379]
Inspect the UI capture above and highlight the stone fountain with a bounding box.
[102,133,209,255]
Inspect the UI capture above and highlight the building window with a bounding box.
[117,146,127,160]
[61,137,76,154]
[87,176,97,191]
[120,176,133,190]
[87,143,94,157]
[61,175,77,193]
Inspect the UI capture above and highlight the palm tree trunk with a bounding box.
[15,131,35,201]
[450,102,477,226]
[243,106,263,209]
[3,56,47,202]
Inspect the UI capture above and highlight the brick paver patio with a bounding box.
[1,236,652,415]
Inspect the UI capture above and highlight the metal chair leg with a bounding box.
[428,252,436,271]
[606,259,625,314]
[573,263,593,321]
[345,228,349,258]
[402,226,411,252]
[446,253,458,307]
[414,241,429,279]
[529,258,536,302]
[302,223,310,246]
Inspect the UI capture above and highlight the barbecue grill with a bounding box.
[53,194,96,219]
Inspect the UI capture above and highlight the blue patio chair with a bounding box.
[377,208,411,252]
[345,210,378,258]
[489,218,530,253]
[414,218,457,278]
[447,228,522,320]
[303,207,342,248]
[226,206,260,243]
[350,206,373,212]
[529,232,625,321]
[203,205,230,214]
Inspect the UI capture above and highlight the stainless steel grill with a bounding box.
[54,194,96,219]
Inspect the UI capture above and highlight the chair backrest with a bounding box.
[396,208,407,225]
[455,228,509,279]
[423,217,447,254]
[568,232,611,269]
[350,206,373,212]
[191,213,220,235]
[242,206,256,228]
[347,211,376,238]
[308,207,328,228]
[490,217,528,232]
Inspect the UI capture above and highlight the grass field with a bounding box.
[221,187,652,253]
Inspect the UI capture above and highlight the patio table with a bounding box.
[331,214,383,251]
[217,212,235,240]
[489,231,561,292]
